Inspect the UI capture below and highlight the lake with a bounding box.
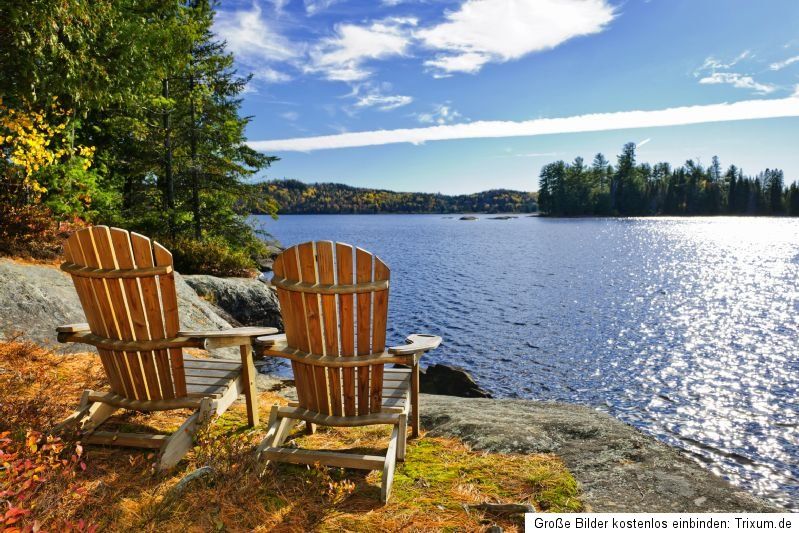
[253,214,799,509]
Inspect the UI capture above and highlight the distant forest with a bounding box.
[252,180,538,214]
[538,142,799,216]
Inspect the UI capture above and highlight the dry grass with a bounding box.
[0,340,582,532]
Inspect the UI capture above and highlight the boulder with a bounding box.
[420,363,492,398]
[420,395,780,512]
[0,258,237,357]
[182,275,282,330]
[459,216,478,221]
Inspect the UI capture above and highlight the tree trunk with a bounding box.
[189,75,201,240]
[162,78,175,237]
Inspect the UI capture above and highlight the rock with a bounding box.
[419,395,780,512]
[420,364,492,398]
[182,275,282,331]
[254,243,283,272]
[459,216,478,221]
[487,216,518,220]
[0,258,238,358]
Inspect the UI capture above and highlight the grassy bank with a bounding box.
[0,340,582,531]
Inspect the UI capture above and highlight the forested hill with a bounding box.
[251,180,538,214]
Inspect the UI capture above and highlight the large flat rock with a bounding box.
[420,395,779,512]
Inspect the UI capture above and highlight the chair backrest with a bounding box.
[272,241,390,417]
[62,226,187,401]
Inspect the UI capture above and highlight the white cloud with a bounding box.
[347,83,414,111]
[253,66,293,83]
[417,104,463,124]
[696,50,751,73]
[769,55,799,71]
[214,4,299,84]
[304,0,338,15]
[281,111,300,121]
[636,138,651,148]
[307,18,417,81]
[215,4,299,63]
[249,96,799,152]
[416,0,616,75]
[698,73,776,95]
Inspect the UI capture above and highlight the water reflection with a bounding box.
[259,215,799,509]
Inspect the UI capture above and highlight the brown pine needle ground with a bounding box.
[0,340,583,532]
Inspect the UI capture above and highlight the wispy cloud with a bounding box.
[304,0,339,15]
[769,55,799,71]
[417,0,616,76]
[693,51,777,95]
[249,96,799,152]
[349,83,414,111]
[214,4,299,84]
[416,104,463,124]
[698,72,776,95]
[697,50,752,72]
[636,138,651,148]
[281,111,300,121]
[306,17,417,81]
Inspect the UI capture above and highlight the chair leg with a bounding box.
[397,413,407,462]
[53,390,115,434]
[240,344,259,427]
[305,422,316,435]
[381,424,400,503]
[411,361,421,438]
[157,398,213,470]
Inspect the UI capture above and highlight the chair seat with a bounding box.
[381,368,411,413]
[183,355,243,398]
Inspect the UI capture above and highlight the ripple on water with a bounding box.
[259,215,799,509]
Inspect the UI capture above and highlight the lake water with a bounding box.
[254,214,799,509]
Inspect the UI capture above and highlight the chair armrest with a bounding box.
[56,323,90,334]
[388,334,442,356]
[177,326,279,349]
[178,326,278,338]
[254,333,287,348]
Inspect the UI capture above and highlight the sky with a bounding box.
[214,0,799,194]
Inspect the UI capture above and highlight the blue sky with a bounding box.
[215,0,799,194]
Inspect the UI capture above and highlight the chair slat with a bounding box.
[299,242,330,415]
[153,243,186,397]
[316,241,342,416]
[273,255,308,409]
[370,257,390,413]
[336,243,357,416]
[283,246,317,412]
[131,233,176,399]
[355,247,373,416]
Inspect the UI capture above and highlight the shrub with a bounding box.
[165,236,259,277]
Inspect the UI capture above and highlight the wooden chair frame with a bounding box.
[55,226,277,469]
[253,241,441,502]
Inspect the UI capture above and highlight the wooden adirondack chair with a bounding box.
[55,226,277,469]
[254,241,441,502]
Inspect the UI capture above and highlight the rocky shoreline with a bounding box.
[0,258,781,511]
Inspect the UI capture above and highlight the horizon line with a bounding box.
[249,96,799,152]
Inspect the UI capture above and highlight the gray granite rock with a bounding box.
[182,275,282,330]
[419,395,780,512]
